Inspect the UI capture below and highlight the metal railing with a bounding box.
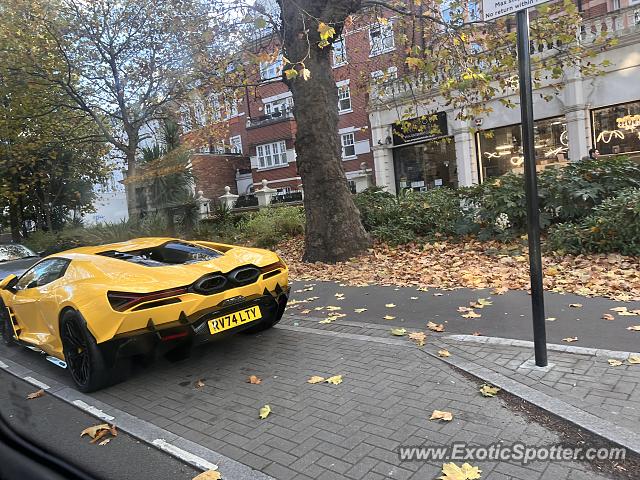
[246,107,294,128]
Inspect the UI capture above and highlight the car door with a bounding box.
[9,258,70,348]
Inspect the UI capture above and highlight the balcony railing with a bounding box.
[371,5,640,103]
[246,107,294,129]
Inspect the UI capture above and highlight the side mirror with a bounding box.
[0,274,18,291]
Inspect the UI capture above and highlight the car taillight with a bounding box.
[107,287,187,312]
[261,260,286,274]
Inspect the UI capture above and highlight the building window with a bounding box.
[477,116,569,180]
[394,138,458,192]
[592,101,640,157]
[257,140,288,168]
[224,98,239,118]
[230,135,242,154]
[260,55,283,80]
[265,97,293,116]
[347,180,357,194]
[332,37,347,66]
[338,85,352,113]
[179,106,192,132]
[369,22,394,56]
[341,133,356,158]
[371,66,398,83]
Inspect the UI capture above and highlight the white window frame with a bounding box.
[229,135,243,154]
[259,55,283,81]
[332,36,347,67]
[257,140,288,169]
[341,133,356,159]
[337,84,352,114]
[209,95,221,122]
[371,66,398,82]
[180,106,192,132]
[265,97,293,116]
[369,22,395,56]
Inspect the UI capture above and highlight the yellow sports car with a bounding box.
[0,238,289,392]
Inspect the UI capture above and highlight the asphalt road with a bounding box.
[0,370,199,480]
[289,280,640,352]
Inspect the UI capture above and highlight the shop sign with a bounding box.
[616,114,640,132]
[392,112,448,146]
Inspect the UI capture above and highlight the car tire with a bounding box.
[0,300,16,347]
[59,311,112,393]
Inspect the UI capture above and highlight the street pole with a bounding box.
[516,8,548,367]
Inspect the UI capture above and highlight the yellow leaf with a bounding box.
[569,303,583,308]
[384,315,396,320]
[259,404,271,419]
[608,359,623,367]
[410,297,419,300]
[335,293,345,298]
[627,326,640,331]
[307,376,325,384]
[562,336,578,343]
[408,331,426,347]
[300,309,311,314]
[439,462,482,480]
[430,410,453,421]
[427,321,445,332]
[326,306,341,311]
[628,355,640,364]
[325,375,343,385]
[438,349,451,357]
[247,375,262,384]
[192,470,222,480]
[385,303,396,308]
[98,438,111,446]
[602,313,615,321]
[546,317,557,322]
[611,306,629,312]
[80,424,110,439]
[300,68,311,81]
[354,308,367,313]
[492,287,509,295]
[26,389,45,400]
[317,22,336,41]
[405,57,425,69]
[284,68,298,79]
[479,384,500,397]
[390,328,407,336]
[477,298,493,306]
[319,318,336,324]
[195,379,205,388]
[377,16,389,25]
[462,311,482,319]
[317,39,330,48]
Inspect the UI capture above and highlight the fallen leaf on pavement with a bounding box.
[608,359,623,367]
[480,384,500,397]
[326,306,342,311]
[619,310,638,316]
[90,429,110,444]
[307,376,325,384]
[80,424,110,439]
[390,328,407,336]
[602,313,615,321]
[408,332,426,347]
[325,375,343,385]
[569,303,583,308]
[562,337,578,343]
[385,303,396,308]
[98,438,111,446]
[433,293,444,297]
[334,293,344,298]
[628,355,640,364]
[384,315,396,320]
[247,375,262,384]
[472,332,483,336]
[195,379,205,388]
[300,309,311,314]
[462,311,482,319]
[26,389,45,400]
[354,308,367,313]
[417,287,429,292]
[546,317,557,322]
[410,297,419,300]
[259,405,271,419]
[430,410,453,421]
[611,306,629,312]
[319,318,336,324]
[627,326,640,331]
[427,321,445,332]
[192,470,222,480]
[492,287,509,295]
[109,425,117,437]
[457,307,473,313]
[439,462,482,480]
[438,349,451,357]
[314,306,325,311]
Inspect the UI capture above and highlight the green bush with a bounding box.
[547,188,640,256]
[241,206,305,248]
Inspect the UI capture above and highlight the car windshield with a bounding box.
[0,244,37,263]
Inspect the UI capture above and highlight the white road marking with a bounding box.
[23,376,50,390]
[152,439,218,472]
[0,360,8,369]
[72,399,115,421]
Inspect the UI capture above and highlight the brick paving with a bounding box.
[0,320,625,479]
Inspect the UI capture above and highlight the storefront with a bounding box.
[392,113,458,192]
[476,116,569,180]
[592,100,640,159]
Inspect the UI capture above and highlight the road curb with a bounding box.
[278,321,640,456]
[0,355,274,480]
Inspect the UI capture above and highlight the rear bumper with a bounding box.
[98,287,289,363]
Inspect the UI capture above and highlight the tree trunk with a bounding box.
[9,201,20,242]
[125,145,139,220]
[281,0,370,263]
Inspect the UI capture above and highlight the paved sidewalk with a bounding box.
[0,322,629,480]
